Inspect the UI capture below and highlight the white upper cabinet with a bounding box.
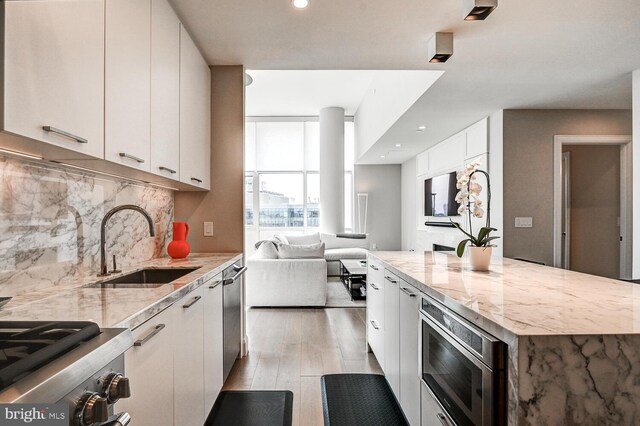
[105,0,151,171]
[2,0,105,158]
[150,0,181,178]
[179,26,211,189]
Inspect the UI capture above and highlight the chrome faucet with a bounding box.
[99,205,155,276]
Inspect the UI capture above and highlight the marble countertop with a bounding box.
[370,251,640,338]
[0,253,242,330]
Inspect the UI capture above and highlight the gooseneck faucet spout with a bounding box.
[99,205,155,276]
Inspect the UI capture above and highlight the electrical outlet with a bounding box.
[515,217,533,228]
[204,221,214,236]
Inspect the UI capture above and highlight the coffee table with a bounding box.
[340,259,367,301]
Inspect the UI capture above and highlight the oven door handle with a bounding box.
[437,413,452,426]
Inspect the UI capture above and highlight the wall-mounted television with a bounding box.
[424,171,459,217]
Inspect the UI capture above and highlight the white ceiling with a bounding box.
[170,0,640,164]
[245,70,376,116]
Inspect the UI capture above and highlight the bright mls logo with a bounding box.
[0,404,67,426]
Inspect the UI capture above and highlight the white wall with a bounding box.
[633,70,640,279]
[354,71,443,161]
[355,164,402,251]
[401,157,417,250]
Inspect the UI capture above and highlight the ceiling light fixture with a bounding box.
[0,147,43,160]
[463,0,497,20]
[292,0,309,9]
[395,144,402,147]
[380,155,386,159]
[427,32,453,63]
[417,125,427,131]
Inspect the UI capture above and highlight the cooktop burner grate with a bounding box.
[0,321,101,391]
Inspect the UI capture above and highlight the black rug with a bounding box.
[205,390,294,426]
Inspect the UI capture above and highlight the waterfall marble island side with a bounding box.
[370,251,640,425]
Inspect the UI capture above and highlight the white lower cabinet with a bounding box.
[174,285,205,426]
[399,283,421,426]
[203,275,224,417]
[383,271,400,397]
[118,306,175,426]
[421,382,455,426]
[367,256,385,367]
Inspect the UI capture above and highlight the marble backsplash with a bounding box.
[0,156,173,297]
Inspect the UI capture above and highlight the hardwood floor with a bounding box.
[223,307,383,426]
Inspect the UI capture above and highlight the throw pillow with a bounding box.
[277,242,325,259]
[254,241,279,259]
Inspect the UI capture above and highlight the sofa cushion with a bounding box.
[324,248,368,261]
[278,242,325,259]
[253,241,279,259]
[321,233,369,250]
[275,233,321,246]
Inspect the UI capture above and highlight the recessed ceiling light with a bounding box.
[380,155,386,159]
[292,0,309,8]
[418,125,427,130]
[395,144,402,148]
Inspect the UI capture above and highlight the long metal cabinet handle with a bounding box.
[119,152,145,163]
[369,283,379,290]
[183,295,202,309]
[370,320,380,330]
[133,324,165,346]
[400,287,417,297]
[209,281,222,289]
[385,276,397,283]
[159,166,176,174]
[42,126,88,144]
[191,177,203,183]
[370,265,379,270]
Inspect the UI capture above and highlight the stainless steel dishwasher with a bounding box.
[222,260,247,381]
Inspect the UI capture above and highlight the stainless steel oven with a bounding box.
[419,294,506,426]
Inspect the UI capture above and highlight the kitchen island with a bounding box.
[369,251,640,426]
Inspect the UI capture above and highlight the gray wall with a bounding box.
[503,109,632,266]
[355,164,402,251]
[401,157,416,251]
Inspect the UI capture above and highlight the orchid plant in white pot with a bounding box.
[451,160,499,271]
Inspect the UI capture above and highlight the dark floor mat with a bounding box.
[321,374,409,426]
[205,390,294,426]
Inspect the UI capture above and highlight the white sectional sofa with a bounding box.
[246,232,369,307]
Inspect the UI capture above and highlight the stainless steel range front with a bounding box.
[419,295,506,426]
[0,321,133,426]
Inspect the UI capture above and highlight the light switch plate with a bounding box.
[204,221,214,236]
[515,217,533,228]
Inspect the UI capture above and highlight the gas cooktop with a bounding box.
[0,321,101,392]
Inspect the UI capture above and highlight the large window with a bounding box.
[245,119,354,236]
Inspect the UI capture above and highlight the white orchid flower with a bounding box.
[469,182,482,195]
[473,206,484,218]
[457,205,466,215]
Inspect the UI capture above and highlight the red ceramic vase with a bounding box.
[167,222,191,259]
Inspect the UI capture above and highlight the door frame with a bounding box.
[553,135,633,279]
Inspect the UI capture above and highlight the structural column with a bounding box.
[319,107,345,234]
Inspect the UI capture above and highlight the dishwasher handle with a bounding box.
[223,266,247,285]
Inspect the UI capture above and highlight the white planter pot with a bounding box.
[469,246,492,271]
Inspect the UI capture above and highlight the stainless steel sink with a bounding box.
[85,267,200,288]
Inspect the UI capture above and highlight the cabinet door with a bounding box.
[118,307,174,426]
[179,26,211,189]
[383,270,400,397]
[204,276,224,416]
[3,0,104,157]
[366,257,385,367]
[105,0,151,171]
[150,0,180,179]
[399,283,421,426]
[174,286,205,426]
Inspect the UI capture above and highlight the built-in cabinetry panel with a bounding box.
[150,0,181,179]
[399,283,421,426]
[367,257,385,368]
[2,0,105,158]
[203,276,224,416]
[105,0,152,171]
[118,306,175,426]
[383,271,400,397]
[465,118,488,159]
[179,26,211,190]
